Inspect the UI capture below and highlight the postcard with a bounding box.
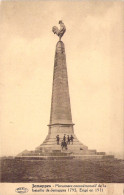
[0,0,123,194]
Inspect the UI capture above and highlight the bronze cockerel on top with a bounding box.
[52,20,66,41]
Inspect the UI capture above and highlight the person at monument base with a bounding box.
[61,139,68,150]
[55,134,74,149]
[67,135,70,145]
[56,135,60,145]
[70,135,74,144]
[63,134,66,142]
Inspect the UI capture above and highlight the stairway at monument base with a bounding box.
[17,133,115,159]
[17,141,115,159]
[15,154,115,160]
[17,132,114,159]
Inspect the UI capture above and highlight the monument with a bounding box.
[17,21,114,160]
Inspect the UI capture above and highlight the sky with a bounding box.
[0,0,123,159]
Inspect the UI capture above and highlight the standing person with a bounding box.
[67,135,70,145]
[70,135,74,144]
[61,139,68,150]
[63,134,66,143]
[65,141,68,150]
[56,135,60,145]
[61,140,64,150]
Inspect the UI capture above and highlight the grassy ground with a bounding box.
[0,158,124,183]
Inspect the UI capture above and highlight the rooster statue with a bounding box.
[52,20,66,41]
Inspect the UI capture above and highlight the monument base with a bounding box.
[17,132,114,160]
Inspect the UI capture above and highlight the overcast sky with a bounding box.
[0,0,123,158]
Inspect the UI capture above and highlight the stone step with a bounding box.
[97,152,106,155]
[41,143,85,147]
[15,156,75,160]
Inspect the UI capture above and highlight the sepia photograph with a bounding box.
[0,0,124,194]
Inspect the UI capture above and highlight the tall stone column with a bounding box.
[35,21,89,153]
[48,41,74,136]
[50,41,72,125]
[37,39,88,153]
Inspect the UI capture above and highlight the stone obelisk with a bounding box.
[36,21,89,153]
[17,21,113,159]
[49,41,73,133]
